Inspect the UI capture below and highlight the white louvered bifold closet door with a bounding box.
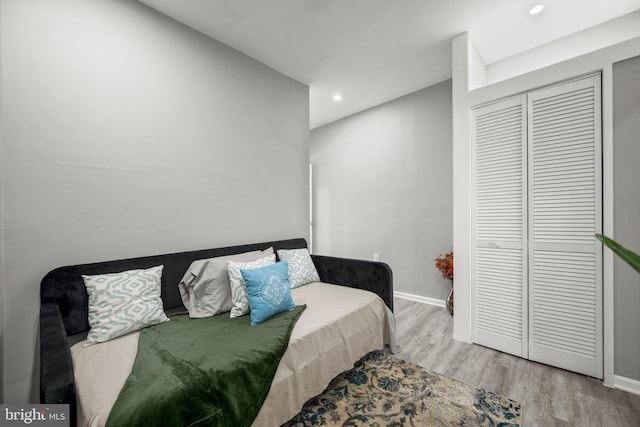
[472,96,528,358]
[527,75,602,378]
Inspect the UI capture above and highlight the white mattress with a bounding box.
[70,282,394,427]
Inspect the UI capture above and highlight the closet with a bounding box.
[471,74,602,378]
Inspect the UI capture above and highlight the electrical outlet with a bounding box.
[373,253,380,262]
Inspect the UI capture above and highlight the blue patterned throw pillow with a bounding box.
[240,261,296,325]
[277,248,320,288]
[82,265,169,343]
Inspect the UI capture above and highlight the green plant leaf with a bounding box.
[596,234,640,274]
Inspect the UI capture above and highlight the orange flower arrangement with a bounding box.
[434,252,454,281]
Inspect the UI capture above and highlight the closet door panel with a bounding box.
[472,96,527,357]
[528,75,602,378]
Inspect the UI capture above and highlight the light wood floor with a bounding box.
[393,297,640,427]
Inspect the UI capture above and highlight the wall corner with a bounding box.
[451,33,472,343]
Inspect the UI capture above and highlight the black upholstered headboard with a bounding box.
[40,238,308,337]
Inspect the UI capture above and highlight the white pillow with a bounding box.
[227,254,276,318]
[83,265,169,343]
[277,248,320,288]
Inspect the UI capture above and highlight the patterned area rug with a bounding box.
[282,351,521,426]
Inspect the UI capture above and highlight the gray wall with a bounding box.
[0,127,4,403]
[310,80,453,300]
[0,0,309,402]
[613,55,640,381]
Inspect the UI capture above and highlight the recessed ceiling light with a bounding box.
[333,94,342,102]
[529,4,544,15]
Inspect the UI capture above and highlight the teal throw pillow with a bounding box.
[240,261,296,325]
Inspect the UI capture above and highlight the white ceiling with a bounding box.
[138,0,640,129]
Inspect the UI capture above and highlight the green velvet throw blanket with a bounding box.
[106,306,306,427]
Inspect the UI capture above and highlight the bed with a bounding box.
[39,238,395,426]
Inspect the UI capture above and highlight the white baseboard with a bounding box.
[615,375,640,396]
[394,291,446,308]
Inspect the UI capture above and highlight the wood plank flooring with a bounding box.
[393,297,640,427]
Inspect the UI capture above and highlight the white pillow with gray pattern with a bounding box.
[277,248,320,288]
[82,265,169,343]
[227,254,276,318]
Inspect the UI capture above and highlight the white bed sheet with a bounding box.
[70,282,394,427]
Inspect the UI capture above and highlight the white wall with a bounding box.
[451,33,474,342]
[0,0,309,402]
[311,80,453,300]
[486,11,640,87]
